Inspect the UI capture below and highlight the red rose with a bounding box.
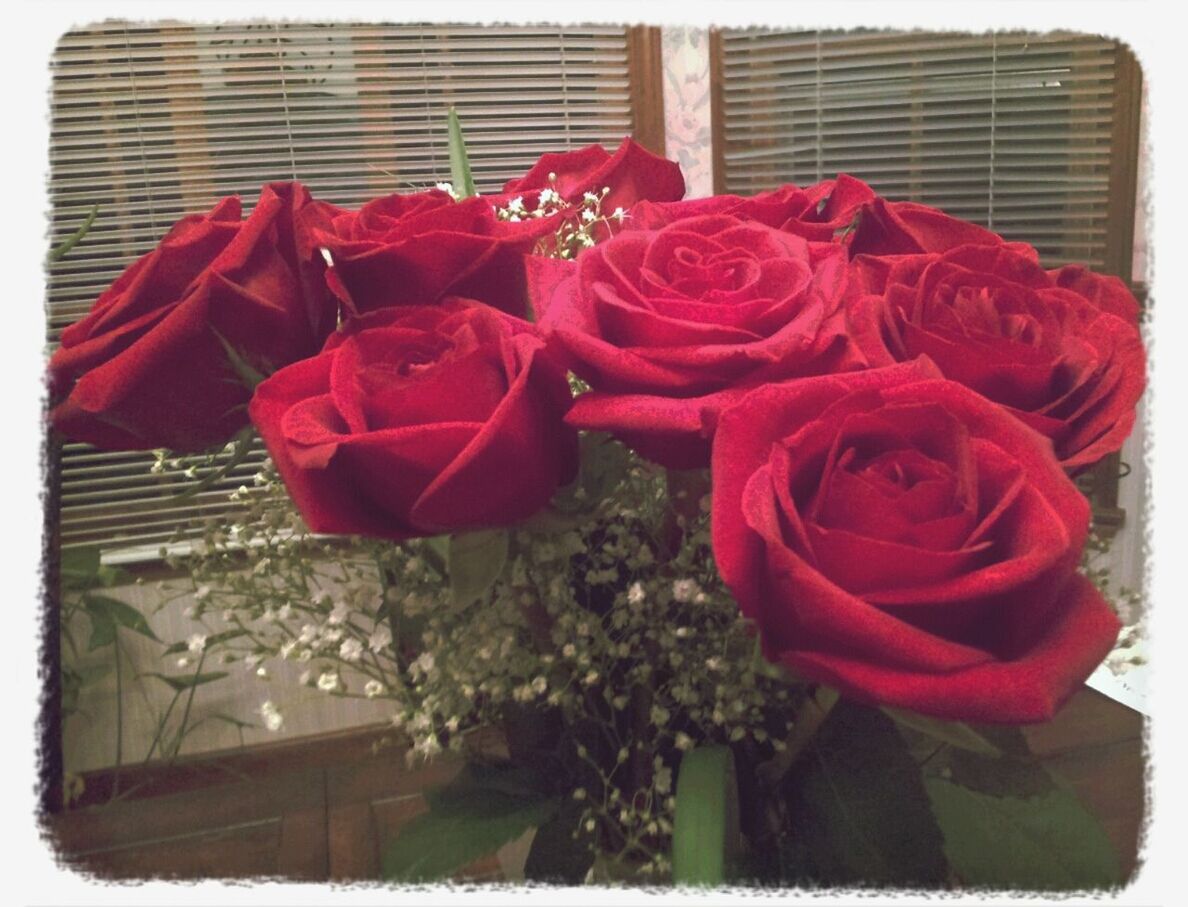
[533,214,861,468]
[627,174,876,242]
[487,138,687,248]
[848,195,1012,256]
[710,362,1121,723]
[49,182,338,452]
[314,191,529,318]
[848,244,1145,471]
[248,299,578,540]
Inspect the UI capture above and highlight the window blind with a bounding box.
[713,29,1129,270]
[48,22,641,552]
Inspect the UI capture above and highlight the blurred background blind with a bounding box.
[711,30,1140,273]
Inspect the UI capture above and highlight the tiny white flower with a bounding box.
[298,624,318,645]
[368,624,392,652]
[187,633,207,655]
[581,209,597,223]
[672,579,701,603]
[674,732,695,752]
[364,679,385,699]
[531,675,548,695]
[507,196,525,213]
[316,671,340,693]
[415,652,435,674]
[328,600,350,625]
[259,700,283,732]
[176,656,191,669]
[279,640,297,660]
[194,586,211,601]
[339,638,363,662]
[539,187,560,205]
[627,582,645,605]
[612,207,626,221]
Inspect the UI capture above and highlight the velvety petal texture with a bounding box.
[847,244,1146,471]
[536,214,865,468]
[710,364,1121,723]
[628,174,876,242]
[50,182,339,452]
[249,299,579,540]
[313,191,530,318]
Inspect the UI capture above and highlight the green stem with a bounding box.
[759,685,840,789]
[111,631,124,799]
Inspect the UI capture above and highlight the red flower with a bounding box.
[49,182,338,452]
[710,362,1121,723]
[313,190,529,318]
[487,138,687,248]
[848,244,1145,471]
[627,174,876,242]
[848,196,1012,256]
[249,300,578,540]
[532,213,861,468]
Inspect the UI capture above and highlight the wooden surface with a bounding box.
[44,687,1144,884]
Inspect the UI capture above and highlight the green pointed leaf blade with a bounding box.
[83,594,160,643]
[382,787,557,882]
[447,106,477,199]
[925,777,1122,889]
[142,671,229,692]
[524,799,595,884]
[672,744,740,886]
[448,528,509,605]
[883,707,1001,756]
[780,700,949,887]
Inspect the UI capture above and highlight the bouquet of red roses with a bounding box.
[48,116,1145,889]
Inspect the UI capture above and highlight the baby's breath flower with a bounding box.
[316,671,341,693]
[259,700,283,732]
[364,679,385,699]
[186,633,207,655]
[339,638,363,662]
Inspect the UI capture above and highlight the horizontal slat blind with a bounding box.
[715,30,1120,268]
[49,22,637,552]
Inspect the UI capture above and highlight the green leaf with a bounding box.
[143,671,229,691]
[925,777,1121,889]
[382,771,557,882]
[83,594,160,644]
[47,203,98,263]
[672,744,740,886]
[779,700,948,887]
[61,545,101,591]
[448,528,509,605]
[940,726,1056,800]
[210,327,267,390]
[524,799,594,884]
[553,431,630,514]
[446,106,477,199]
[882,707,1001,757]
